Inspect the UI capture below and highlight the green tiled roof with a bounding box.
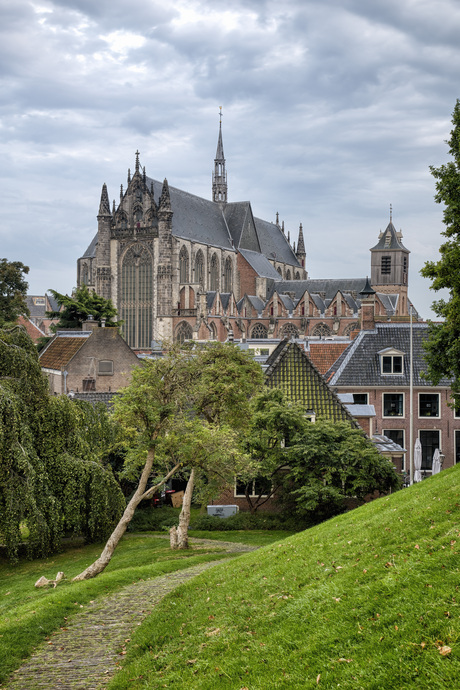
[264,341,355,423]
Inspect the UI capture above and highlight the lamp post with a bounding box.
[409,306,414,485]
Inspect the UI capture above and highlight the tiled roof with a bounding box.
[39,334,89,369]
[72,392,118,409]
[264,341,356,423]
[308,342,349,374]
[326,323,450,387]
[17,316,46,342]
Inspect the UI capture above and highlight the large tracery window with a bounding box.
[210,253,219,291]
[179,246,189,283]
[175,321,193,343]
[281,323,299,339]
[251,323,268,339]
[312,323,331,338]
[223,257,233,293]
[120,245,153,349]
[195,250,204,286]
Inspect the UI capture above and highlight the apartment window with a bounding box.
[383,429,405,448]
[381,256,391,274]
[98,360,113,375]
[419,393,440,418]
[353,393,368,405]
[383,393,404,417]
[235,476,272,498]
[382,355,403,374]
[420,430,440,471]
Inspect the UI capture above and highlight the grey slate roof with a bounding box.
[326,323,451,387]
[370,221,409,252]
[81,234,98,259]
[372,433,406,454]
[206,292,217,310]
[278,294,294,312]
[376,292,399,315]
[246,295,266,313]
[220,293,231,311]
[267,278,367,303]
[239,249,282,279]
[253,216,300,266]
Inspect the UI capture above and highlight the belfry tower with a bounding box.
[212,107,227,206]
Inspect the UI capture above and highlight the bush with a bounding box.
[126,506,180,532]
[189,512,307,532]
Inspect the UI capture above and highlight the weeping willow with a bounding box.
[0,327,124,562]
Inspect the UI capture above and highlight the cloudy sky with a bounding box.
[1,0,459,319]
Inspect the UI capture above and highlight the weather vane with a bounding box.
[219,106,223,124]
[390,203,392,222]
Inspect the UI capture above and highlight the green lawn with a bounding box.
[108,467,460,689]
[0,532,278,684]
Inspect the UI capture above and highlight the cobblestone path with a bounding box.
[6,538,257,690]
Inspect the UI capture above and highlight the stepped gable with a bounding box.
[264,340,356,423]
[326,323,451,387]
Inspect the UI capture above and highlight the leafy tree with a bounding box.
[47,284,121,330]
[0,326,124,562]
[0,258,29,326]
[421,99,460,399]
[245,390,400,521]
[73,343,263,578]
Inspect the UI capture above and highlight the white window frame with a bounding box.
[98,360,114,375]
[353,392,369,405]
[419,429,442,474]
[378,348,404,376]
[382,392,405,418]
[418,392,440,419]
[383,429,405,471]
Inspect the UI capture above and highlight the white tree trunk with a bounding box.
[72,454,181,581]
[170,468,195,550]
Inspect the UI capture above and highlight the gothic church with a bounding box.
[77,122,412,348]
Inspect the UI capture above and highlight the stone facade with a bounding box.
[77,127,414,350]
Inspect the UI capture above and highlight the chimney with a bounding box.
[83,315,99,331]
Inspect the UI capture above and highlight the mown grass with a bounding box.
[109,466,460,690]
[189,530,296,546]
[0,532,260,684]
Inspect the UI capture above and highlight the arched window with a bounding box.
[285,269,291,281]
[277,267,283,276]
[195,250,204,286]
[343,322,359,337]
[209,322,217,340]
[312,323,332,338]
[175,321,193,343]
[179,246,189,283]
[223,257,233,293]
[281,323,299,339]
[81,263,89,285]
[251,323,268,339]
[134,206,143,223]
[295,271,301,280]
[120,245,153,349]
[210,253,219,291]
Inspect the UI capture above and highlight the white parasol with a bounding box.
[414,438,422,483]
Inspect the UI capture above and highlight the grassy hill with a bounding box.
[109,466,460,690]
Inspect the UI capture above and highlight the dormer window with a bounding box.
[379,348,404,375]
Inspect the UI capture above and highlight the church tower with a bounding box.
[212,108,227,206]
[370,209,410,315]
[296,222,306,270]
[95,183,112,300]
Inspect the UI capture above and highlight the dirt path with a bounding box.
[6,538,257,690]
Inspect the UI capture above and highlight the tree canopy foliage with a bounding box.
[421,99,460,397]
[245,389,400,521]
[73,343,264,579]
[47,284,121,330]
[0,258,29,326]
[0,326,125,562]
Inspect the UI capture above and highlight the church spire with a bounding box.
[212,107,227,206]
[296,222,306,268]
[98,183,112,217]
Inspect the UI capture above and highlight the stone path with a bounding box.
[5,538,257,690]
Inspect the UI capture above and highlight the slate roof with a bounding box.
[246,295,265,313]
[264,341,357,423]
[326,323,450,387]
[206,292,217,310]
[372,433,406,455]
[220,293,231,311]
[376,292,398,315]
[39,332,90,369]
[81,234,98,259]
[239,249,283,280]
[253,216,299,266]
[370,221,409,252]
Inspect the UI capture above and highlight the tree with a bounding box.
[245,390,399,522]
[0,326,124,562]
[0,259,29,326]
[421,99,460,400]
[47,284,122,330]
[72,343,263,576]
